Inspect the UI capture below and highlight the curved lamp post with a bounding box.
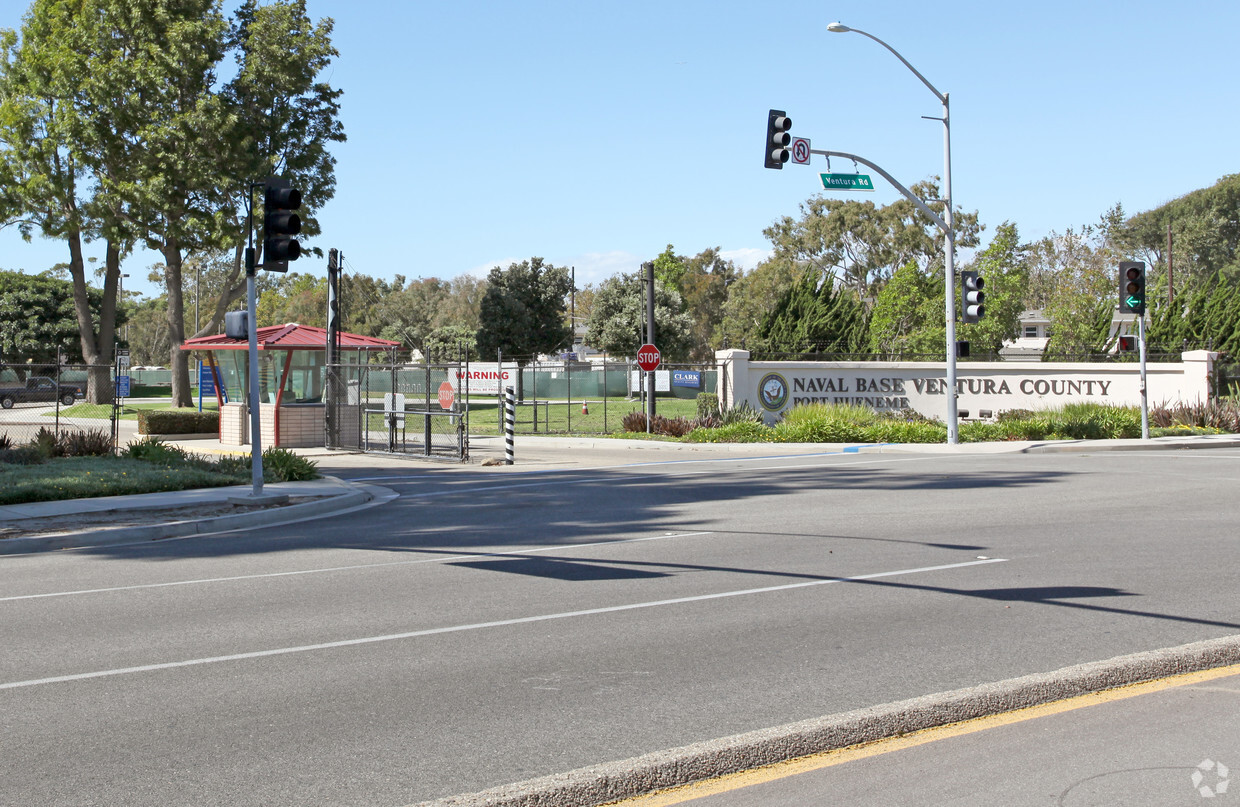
[828,22,959,444]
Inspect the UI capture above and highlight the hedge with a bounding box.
[138,409,220,435]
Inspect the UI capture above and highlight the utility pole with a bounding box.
[645,260,656,424]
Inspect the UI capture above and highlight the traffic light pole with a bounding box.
[1138,313,1149,439]
[810,146,958,441]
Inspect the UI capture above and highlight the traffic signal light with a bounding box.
[1119,261,1146,314]
[1118,334,1137,352]
[764,109,792,169]
[960,271,985,324]
[262,181,302,272]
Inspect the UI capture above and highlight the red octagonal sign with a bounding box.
[437,381,455,409]
[636,344,661,372]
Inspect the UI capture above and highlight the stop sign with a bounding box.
[636,343,661,372]
[437,381,455,409]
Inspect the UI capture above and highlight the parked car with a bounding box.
[0,376,84,408]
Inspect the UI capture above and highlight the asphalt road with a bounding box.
[2,446,1238,806]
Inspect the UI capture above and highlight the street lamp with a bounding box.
[828,22,960,444]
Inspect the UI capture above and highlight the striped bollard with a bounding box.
[504,386,515,465]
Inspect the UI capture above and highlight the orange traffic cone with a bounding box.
[582,401,589,415]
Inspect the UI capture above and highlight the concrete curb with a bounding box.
[0,482,388,555]
[414,634,1240,807]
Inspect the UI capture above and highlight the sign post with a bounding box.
[637,343,660,434]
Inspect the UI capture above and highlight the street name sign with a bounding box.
[821,173,874,191]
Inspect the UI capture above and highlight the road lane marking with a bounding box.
[606,663,1240,806]
[0,532,715,603]
[0,558,1005,691]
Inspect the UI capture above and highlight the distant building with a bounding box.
[1000,309,1140,360]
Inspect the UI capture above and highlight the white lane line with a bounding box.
[0,532,715,603]
[0,558,1006,692]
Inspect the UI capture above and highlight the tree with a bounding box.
[755,269,868,355]
[652,244,687,298]
[256,272,327,327]
[584,272,693,361]
[1031,210,1125,358]
[476,257,573,371]
[680,247,739,360]
[153,0,344,406]
[0,0,146,400]
[763,180,982,299]
[718,256,800,349]
[424,325,478,363]
[0,0,343,406]
[866,261,942,357]
[0,270,113,368]
[957,222,1028,356]
[1122,174,1240,294]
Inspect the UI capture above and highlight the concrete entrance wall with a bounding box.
[716,349,1217,424]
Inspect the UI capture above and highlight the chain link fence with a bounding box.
[0,361,117,450]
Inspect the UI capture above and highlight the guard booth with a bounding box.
[181,323,398,448]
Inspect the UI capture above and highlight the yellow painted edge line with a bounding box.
[605,663,1240,807]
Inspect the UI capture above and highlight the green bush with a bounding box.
[695,393,720,420]
[1150,398,1240,433]
[772,418,858,443]
[261,447,320,482]
[0,445,47,466]
[860,420,947,443]
[126,436,194,466]
[138,409,220,435]
[780,402,878,428]
[719,401,765,426]
[60,429,114,457]
[686,421,774,443]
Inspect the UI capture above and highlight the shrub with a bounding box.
[31,427,63,458]
[686,421,774,443]
[60,429,114,457]
[622,410,648,433]
[780,401,879,429]
[719,401,764,426]
[0,433,11,451]
[696,393,720,420]
[861,420,946,443]
[126,435,193,466]
[138,409,220,435]
[261,447,320,482]
[0,445,47,466]
[773,418,858,443]
[661,415,697,437]
[693,413,721,430]
[1149,398,1240,433]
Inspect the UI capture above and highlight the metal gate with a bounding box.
[325,359,468,461]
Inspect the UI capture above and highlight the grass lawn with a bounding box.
[0,455,245,506]
[455,395,700,435]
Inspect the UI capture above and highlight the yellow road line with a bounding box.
[607,663,1240,806]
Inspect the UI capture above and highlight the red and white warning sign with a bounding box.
[437,381,455,410]
[636,344,661,372]
[790,137,812,165]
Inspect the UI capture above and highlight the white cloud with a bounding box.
[719,247,770,272]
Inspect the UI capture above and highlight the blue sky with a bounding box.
[1,0,1237,300]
